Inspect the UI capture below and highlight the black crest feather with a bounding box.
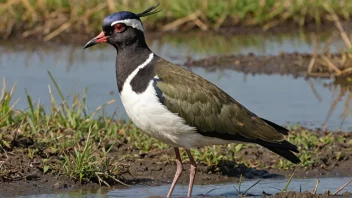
[137,3,161,17]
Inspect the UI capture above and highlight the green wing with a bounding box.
[154,58,286,143]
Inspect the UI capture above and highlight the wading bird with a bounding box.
[84,4,300,198]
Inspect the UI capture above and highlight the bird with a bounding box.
[84,4,300,198]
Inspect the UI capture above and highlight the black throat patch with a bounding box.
[115,45,152,93]
[130,57,158,93]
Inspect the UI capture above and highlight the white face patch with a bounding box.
[111,19,144,32]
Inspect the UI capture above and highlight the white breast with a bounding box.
[120,53,233,148]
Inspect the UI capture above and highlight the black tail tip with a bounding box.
[265,146,301,164]
[289,156,301,164]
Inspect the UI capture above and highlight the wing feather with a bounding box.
[153,58,301,164]
[154,58,285,143]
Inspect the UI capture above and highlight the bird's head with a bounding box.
[84,3,160,49]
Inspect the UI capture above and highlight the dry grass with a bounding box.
[1,0,352,40]
[307,8,352,78]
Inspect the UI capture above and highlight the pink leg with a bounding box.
[186,149,197,198]
[167,147,183,198]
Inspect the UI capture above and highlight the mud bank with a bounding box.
[185,53,351,78]
[0,127,351,197]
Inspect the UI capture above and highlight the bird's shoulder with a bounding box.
[154,58,229,99]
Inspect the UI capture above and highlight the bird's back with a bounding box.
[153,58,300,164]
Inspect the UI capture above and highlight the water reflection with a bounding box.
[21,177,352,198]
[323,77,352,130]
[108,177,352,198]
[0,31,351,130]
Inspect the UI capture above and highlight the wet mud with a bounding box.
[1,129,351,197]
[185,53,351,78]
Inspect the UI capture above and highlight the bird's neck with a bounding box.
[115,40,153,92]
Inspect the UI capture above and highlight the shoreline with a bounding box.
[0,126,351,197]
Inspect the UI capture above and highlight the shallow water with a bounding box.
[107,177,352,197]
[20,177,352,197]
[1,31,352,130]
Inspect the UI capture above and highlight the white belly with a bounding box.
[119,53,233,148]
[120,78,195,147]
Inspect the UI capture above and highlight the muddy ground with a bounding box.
[185,53,351,78]
[1,129,351,197]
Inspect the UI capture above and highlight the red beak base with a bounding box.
[84,31,109,49]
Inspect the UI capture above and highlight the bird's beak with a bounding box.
[84,31,109,49]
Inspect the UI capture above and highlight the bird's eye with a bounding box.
[114,23,125,32]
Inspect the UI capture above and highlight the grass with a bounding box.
[282,171,295,192]
[0,74,129,184]
[1,0,352,40]
[0,73,351,185]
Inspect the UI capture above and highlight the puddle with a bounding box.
[18,177,352,197]
[107,177,352,198]
[1,31,352,130]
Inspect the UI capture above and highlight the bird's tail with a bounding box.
[259,140,300,164]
